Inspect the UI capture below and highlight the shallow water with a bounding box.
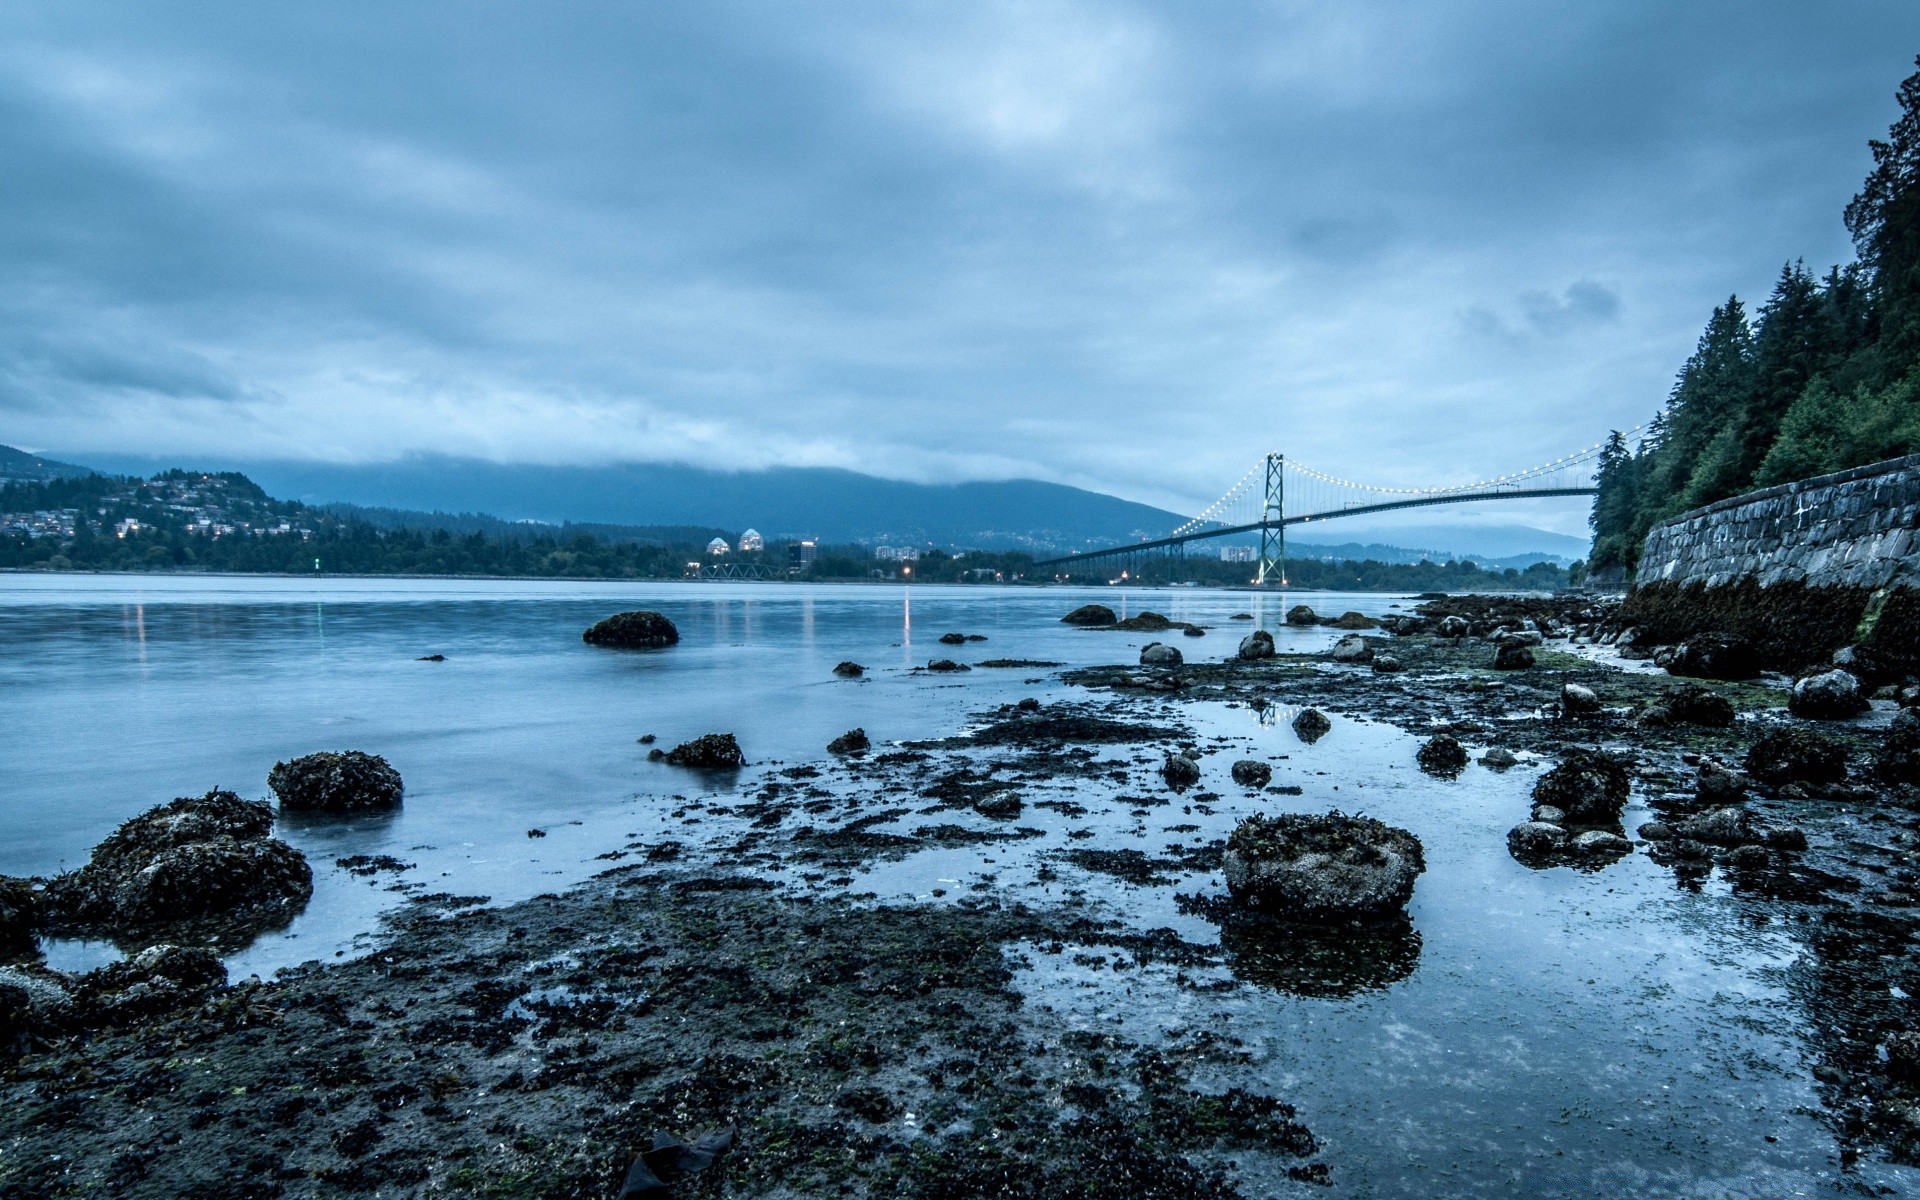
[2,574,1909,1196]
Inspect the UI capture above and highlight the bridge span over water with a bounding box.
[1034,438,1624,584]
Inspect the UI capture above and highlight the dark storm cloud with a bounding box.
[0,0,1916,525]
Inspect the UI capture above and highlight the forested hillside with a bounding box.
[1590,58,1920,577]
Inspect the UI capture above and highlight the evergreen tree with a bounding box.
[1846,55,1920,380]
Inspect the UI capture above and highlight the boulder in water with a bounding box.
[1416,734,1468,775]
[1061,604,1118,627]
[833,661,865,678]
[1789,669,1870,721]
[1163,752,1201,789]
[827,728,870,756]
[665,734,745,769]
[1696,759,1748,806]
[1531,750,1631,823]
[1559,683,1600,716]
[1237,630,1276,660]
[1328,611,1379,630]
[926,659,971,673]
[1231,759,1272,788]
[1222,812,1425,922]
[42,790,312,935]
[1140,642,1184,666]
[1285,605,1320,626]
[268,751,403,814]
[1292,708,1332,743]
[1507,821,1569,859]
[582,610,679,648]
[1328,635,1374,664]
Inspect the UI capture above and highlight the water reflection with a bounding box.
[1218,914,1422,999]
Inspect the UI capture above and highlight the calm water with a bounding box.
[1,574,1909,1196]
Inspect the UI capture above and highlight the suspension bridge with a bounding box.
[1033,435,1626,584]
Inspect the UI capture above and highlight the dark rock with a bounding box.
[1765,826,1809,852]
[1416,734,1468,775]
[833,661,865,678]
[1663,632,1757,680]
[1570,830,1632,857]
[1492,641,1535,671]
[1163,753,1202,789]
[1664,684,1736,727]
[1531,750,1631,823]
[1328,611,1379,630]
[0,965,73,1047]
[1879,709,1920,785]
[1182,625,1206,637]
[1888,1032,1920,1081]
[647,748,666,761]
[1832,643,1894,690]
[1676,806,1761,846]
[664,734,744,769]
[417,653,445,661]
[1230,612,1255,620]
[1222,812,1425,922]
[1480,748,1520,770]
[1061,604,1118,626]
[1560,683,1600,716]
[1292,708,1332,743]
[1231,759,1273,788]
[1789,669,1870,720]
[1531,804,1566,823]
[1328,635,1373,664]
[973,793,1024,819]
[42,790,311,933]
[1015,697,1041,711]
[1695,760,1748,806]
[1139,642,1183,666]
[827,729,870,756]
[1507,821,1569,858]
[268,751,404,814]
[1370,654,1403,673]
[938,632,967,645]
[1285,605,1320,626]
[1638,821,1675,840]
[1744,728,1848,786]
[1726,844,1772,871]
[77,944,226,1024]
[582,610,679,649]
[1238,630,1276,660]
[1435,615,1470,638]
[0,877,38,953]
[925,659,971,672]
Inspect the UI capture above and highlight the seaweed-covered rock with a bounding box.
[76,944,226,1024]
[827,728,870,756]
[1507,821,1568,858]
[1328,635,1373,665]
[1745,728,1847,786]
[1480,747,1520,770]
[1531,750,1631,823]
[1695,760,1748,806]
[1416,734,1468,775]
[1570,830,1632,857]
[926,659,971,673]
[268,751,404,813]
[1435,615,1470,638]
[1492,640,1535,671]
[1328,611,1379,630]
[1663,633,1757,681]
[1675,806,1761,847]
[1163,752,1202,789]
[1231,759,1273,788]
[1237,630,1276,660]
[1140,642,1184,666]
[1559,683,1600,716]
[0,877,38,954]
[1292,708,1332,743]
[1888,1031,1920,1081]
[833,661,865,678]
[1371,654,1403,674]
[665,734,744,769]
[42,790,312,934]
[0,965,73,1049]
[1879,709,1920,785]
[1789,669,1870,721]
[1222,812,1425,923]
[1061,604,1118,627]
[1285,605,1320,626]
[582,610,679,649]
[1666,684,1736,728]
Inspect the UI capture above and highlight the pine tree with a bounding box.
[1846,55,1920,379]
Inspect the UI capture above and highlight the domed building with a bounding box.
[707,537,730,556]
[739,528,764,552]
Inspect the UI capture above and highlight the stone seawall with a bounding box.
[1619,454,1920,673]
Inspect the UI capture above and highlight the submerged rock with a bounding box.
[1789,669,1870,721]
[1531,750,1631,824]
[582,609,679,649]
[1061,604,1118,626]
[664,734,745,769]
[827,728,870,756]
[1745,728,1848,786]
[833,661,866,678]
[1238,630,1276,660]
[268,751,403,814]
[1140,642,1184,666]
[1231,759,1273,788]
[1292,708,1332,743]
[1222,812,1425,923]
[1416,734,1468,775]
[42,790,312,935]
[1328,635,1374,665]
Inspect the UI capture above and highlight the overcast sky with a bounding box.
[2,2,1916,527]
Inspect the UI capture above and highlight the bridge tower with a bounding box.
[1255,453,1286,586]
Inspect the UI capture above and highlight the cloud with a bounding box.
[0,1,1913,518]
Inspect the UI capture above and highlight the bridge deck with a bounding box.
[1031,487,1596,568]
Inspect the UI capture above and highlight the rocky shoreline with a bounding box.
[6,592,1920,1196]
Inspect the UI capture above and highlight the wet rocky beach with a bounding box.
[5,583,1920,1197]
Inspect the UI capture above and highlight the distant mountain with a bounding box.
[59,454,1188,555]
[0,444,95,485]
[1289,521,1590,565]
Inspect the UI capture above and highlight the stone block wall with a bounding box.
[1637,454,1920,590]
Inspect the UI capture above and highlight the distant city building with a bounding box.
[787,540,817,571]
[707,537,730,556]
[1220,545,1258,562]
[739,528,764,552]
[874,545,920,562]
[684,560,704,578]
